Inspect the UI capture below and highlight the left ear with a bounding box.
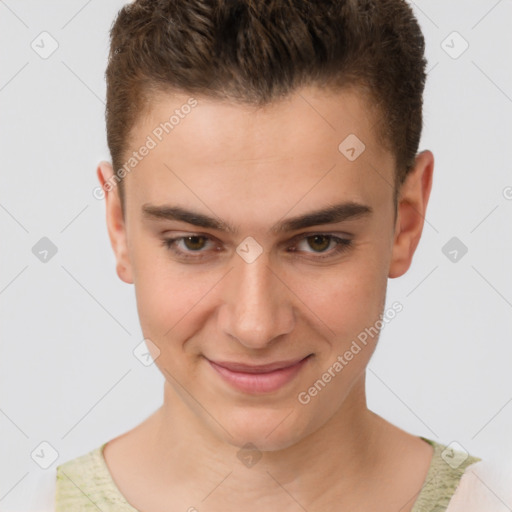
[388,150,434,279]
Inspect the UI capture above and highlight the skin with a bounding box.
[97,84,434,511]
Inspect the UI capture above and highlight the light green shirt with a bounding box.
[55,436,480,511]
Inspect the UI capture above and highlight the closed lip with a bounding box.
[206,355,312,374]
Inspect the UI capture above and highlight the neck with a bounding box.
[145,374,390,510]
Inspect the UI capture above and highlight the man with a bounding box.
[54,0,509,510]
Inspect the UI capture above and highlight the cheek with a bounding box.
[129,232,193,339]
[134,267,210,340]
[293,251,388,344]
[130,234,225,358]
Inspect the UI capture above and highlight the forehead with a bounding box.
[139,85,385,163]
[124,85,395,216]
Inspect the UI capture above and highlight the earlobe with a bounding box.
[96,161,134,285]
[388,150,434,279]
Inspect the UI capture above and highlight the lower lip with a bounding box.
[207,356,312,394]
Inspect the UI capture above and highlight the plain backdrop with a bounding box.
[1,1,511,510]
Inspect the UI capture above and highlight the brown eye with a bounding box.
[291,234,353,260]
[182,235,208,251]
[305,235,331,252]
[162,234,216,260]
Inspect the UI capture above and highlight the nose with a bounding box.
[218,249,295,350]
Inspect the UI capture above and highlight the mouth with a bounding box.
[206,354,313,394]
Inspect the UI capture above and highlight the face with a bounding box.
[99,85,433,452]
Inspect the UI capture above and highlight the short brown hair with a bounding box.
[105,0,427,213]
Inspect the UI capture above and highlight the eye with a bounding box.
[162,235,215,260]
[289,234,353,260]
[162,233,352,262]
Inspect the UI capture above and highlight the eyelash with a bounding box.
[161,233,353,262]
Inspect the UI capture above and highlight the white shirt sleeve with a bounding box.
[446,457,512,512]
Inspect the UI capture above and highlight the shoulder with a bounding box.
[55,442,133,511]
[446,452,512,512]
[413,437,481,511]
[56,443,104,488]
[55,443,103,510]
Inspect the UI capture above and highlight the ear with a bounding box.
[96,161,134,284]
[388,150,434,279]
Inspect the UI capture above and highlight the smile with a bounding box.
[206,355,313,394]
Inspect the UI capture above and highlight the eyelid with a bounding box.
[287,230,353,242]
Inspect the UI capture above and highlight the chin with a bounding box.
[218,407,309,454]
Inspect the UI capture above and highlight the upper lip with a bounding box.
[207,355,311,374]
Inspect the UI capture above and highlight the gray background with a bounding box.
[1,1,511,510]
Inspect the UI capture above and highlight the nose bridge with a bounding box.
[221,251,294,348]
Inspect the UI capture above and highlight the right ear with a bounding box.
[96,161,134,284]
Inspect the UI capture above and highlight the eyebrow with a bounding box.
[142,201,372,235]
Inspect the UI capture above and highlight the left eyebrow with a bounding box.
[142,201,373,235]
